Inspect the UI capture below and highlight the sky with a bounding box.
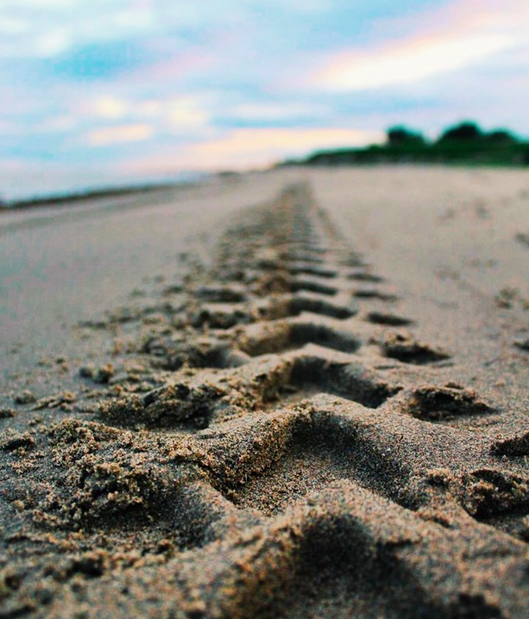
[0,0,528,199]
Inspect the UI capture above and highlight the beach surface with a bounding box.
[2,166,529,618]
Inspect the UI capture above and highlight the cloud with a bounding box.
[232,102,328,122]
[0,16,31,35]
[92,96,128,120]
[1,0,528,200]
[167,97,210,132]
[123,127,383,174]
[87,124,153,146]
[86,94,210,134]
[32,116,78,134]
[186,128,378,168]
[0,27,72,59]
[314,33,514,92]
[308,0,527,92]
[1,0,80,7]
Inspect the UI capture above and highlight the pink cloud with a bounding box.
[130,49,212,83]
[87,123,154,147]
[118,126,383,175]
[307,0,528,92]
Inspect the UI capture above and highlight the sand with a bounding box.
[1,166,529,618]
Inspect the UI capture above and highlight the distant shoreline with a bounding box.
[0,181,197,212]
[0,184,174,211]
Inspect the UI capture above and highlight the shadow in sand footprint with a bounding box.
[380,333,449,365]
[365,311,413,327]
[291,278,338,296]
[289,292,356,319]
[353,289,399,302]
[401,385,496,422]
[348,272,385,283]
[287,264,338,279]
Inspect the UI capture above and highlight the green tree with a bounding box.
[485,129,518,144]
[437,121,483,142]
[386,126,426,146]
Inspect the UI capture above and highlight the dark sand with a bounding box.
[2,168,529,618]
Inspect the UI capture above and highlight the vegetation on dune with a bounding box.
[283,121,529,167]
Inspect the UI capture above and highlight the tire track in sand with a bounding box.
[2,182,529,618]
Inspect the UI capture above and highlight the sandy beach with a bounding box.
[2,166,529,618]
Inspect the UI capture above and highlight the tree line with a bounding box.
[284,121,529,167]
